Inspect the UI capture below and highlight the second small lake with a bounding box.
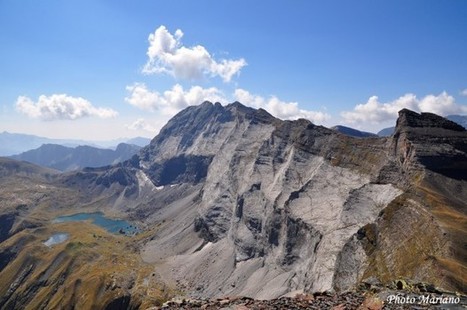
[53,212,140,236]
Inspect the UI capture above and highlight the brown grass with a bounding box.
[0,220,173,309]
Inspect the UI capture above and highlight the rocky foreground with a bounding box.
[155,281,466,310]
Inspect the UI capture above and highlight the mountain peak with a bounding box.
[156,102,277,142]
[227,100,243,107]
[225,101,256,114]
[200,100,214,107]
[396,109,466,132]
[391,109,467,181]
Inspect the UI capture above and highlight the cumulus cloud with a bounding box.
[125,83,225,116]
[15,94,117,120]
[461,89,467,96]
[234,88,330,123]
[125,83,329,124]
[125,118,157,132]
[341,92,467,124]
[142,25,246,82]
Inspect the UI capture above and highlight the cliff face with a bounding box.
[0,103,466,308]
[392,109,467,180]
[357,109,467,292]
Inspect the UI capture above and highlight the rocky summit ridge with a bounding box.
[0,102,466,309]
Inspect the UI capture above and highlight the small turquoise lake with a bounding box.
[53,212,140,235]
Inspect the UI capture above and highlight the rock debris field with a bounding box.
[154,289,466,310]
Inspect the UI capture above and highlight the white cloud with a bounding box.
[125,118,157,132]
[142,25,246,82]
[125,83,225,116]
[15,94,117,121]
[234,88,330,124]
[460,89,467,96]
[341,92,467,124]
[126,83,329,124]
[124,83,161,111]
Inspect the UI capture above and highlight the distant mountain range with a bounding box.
[377,114,467,136]
[0,131,151,156]
[331,125,377,138]
[445,114,467,128]
[376,127,395,137]
[10,143,142,171]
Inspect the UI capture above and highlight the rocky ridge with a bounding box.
[133,103,465,298]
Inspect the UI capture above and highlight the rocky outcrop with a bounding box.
[157,287,466,310]
[396,109,465,131]
[391,109,467,180]
[355,109,467,293]
[0,214,16,244]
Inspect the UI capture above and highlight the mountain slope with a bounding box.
[331,125,377,138]
[344,110,467,292]
[10,143,141,171]
[138,105,466,297]
[446,114,467,129]
[0,157,168,309]
[377,127,395,137]
[0,102,466,309]
[87,102,465,297]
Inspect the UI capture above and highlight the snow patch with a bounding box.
[136,170,156,190]
[44,233,69,247]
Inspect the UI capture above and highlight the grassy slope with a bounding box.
[0,159,173,309]
[361,174,466,294]
[0,220,172,309]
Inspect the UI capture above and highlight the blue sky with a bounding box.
[1,0,466,140]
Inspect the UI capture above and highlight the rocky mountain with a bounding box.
[331,125,377,138]
[446,114,467,129]
[0,102,466,309]
[377,114,467,136]
[377,126,395,137]
[10,143,141,171]
[126,136,151,147]
[0,131,150,156]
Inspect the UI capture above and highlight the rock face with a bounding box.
[377,113,467,137]
[0,103,466,308]
[132,104,465,298]
[391,109,467,180]
[363,110,467,293]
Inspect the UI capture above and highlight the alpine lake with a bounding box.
[52,212,141,236]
